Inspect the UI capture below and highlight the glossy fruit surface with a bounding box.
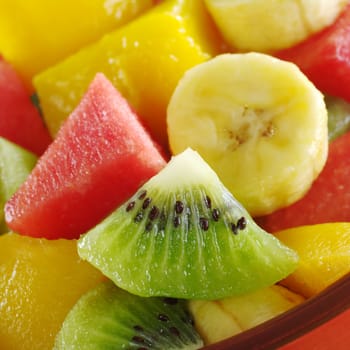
[0,232,104,350]
[5,73,166,239]
[205,0,348,52]
[276,3,350,103]
[34,0,224,149]
[190,285,304,345]
[167,52,328,217]
[275,223,350,298]
[257,131,350,232]
[0,57,52,155]
[0,0,154,89]
[0,137,37,233]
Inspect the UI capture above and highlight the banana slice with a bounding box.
[204,0,348,52]
[167,53,328,216]
[189,285,304,345]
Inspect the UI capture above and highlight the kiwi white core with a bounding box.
[147,148,219,189]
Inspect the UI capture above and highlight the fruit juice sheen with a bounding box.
[1,1,350,350]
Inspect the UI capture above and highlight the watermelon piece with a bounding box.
[275,4,350,102]
[4,73,166,240]
[0,57,52,155]
[257,131,350,233]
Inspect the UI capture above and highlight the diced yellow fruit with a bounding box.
[0,0,154,90]
[274,223,350,298]
[189,285,304,345]
[188,299,242,345]
[34,0,225,150]
[0,232,104,350]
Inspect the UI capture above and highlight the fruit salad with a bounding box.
[1,1,350,349]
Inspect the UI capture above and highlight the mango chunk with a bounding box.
[0,0,154,89]
[0,233,104,350]
[33,0,225,150]
[275,222,350,297]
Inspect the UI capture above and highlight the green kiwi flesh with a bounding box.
[326,94,350,142]
[54,280,203,350]
[78,148,298,300]
[0,137,37,233]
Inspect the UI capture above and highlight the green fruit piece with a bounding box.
[326,95,350,142]
[78,148,298,300]
[0,137,37,233]
[54,280,203,350]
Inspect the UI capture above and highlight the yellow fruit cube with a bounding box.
[0,232,104,350]
[33,0,225,150]
[275,222,350,297]
[0,0,154,89]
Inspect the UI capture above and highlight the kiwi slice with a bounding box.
[0,137,37,233]
[54,280,203,350]
[78,148,298,300]
[325,94,350,142]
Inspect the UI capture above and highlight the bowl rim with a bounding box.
[202,271,350,349]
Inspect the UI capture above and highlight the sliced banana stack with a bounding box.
[204,0,348,52]
[167,53,328,217]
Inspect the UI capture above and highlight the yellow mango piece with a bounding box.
[274,222,350,298]
[0,232,104,350]
[34,0,225,150]
[0,0,154,90]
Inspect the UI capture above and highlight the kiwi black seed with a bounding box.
[78,148,298,300]
[54,280,203,350]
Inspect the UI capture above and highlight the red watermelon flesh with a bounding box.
[4,73,167,239]
[0,57,52,155]
[256,131,350,233]
[275,4,350,103]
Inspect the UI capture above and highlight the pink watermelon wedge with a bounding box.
[0,57,52,155]
[5,73,166,239]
